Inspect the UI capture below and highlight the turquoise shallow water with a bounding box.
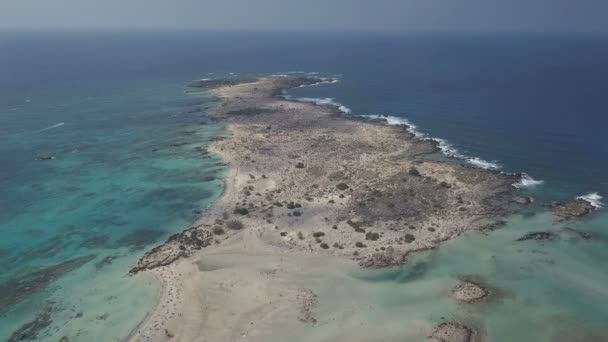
[0,80,226,341]
[301,206,608,341]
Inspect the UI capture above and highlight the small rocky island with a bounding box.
[552,199,595,220]
[452,280,490,303]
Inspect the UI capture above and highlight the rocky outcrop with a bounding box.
[552,199,595,219]
[429,322,479,342]
[129,227,213,274]
[512,196,533,205]
[451,280,489,303]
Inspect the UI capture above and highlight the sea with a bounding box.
[1,31,607,341]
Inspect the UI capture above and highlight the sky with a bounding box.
[1,0,607,34]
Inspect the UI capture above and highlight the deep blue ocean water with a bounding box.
[1,31,607,341]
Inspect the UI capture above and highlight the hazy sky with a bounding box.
[1,0,607,34]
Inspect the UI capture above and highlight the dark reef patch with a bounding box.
[516,231,558,242]
[0,255,95,309]
[8,301,55,342]
[79,235,109,249]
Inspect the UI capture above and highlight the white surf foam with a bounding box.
[576,192,603,208]
[295,77,340,88]
[513,173,545,188]
[360,114,502,170]
[37,122,65,132]
[295,97,352,114]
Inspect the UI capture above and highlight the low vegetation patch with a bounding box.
[312,232,326,238]
[355,242,367,248]
[212,227,225,235]
[404,234,416,243]
[347,220,365,233]
[365,232,380,241]
[226,220,244,230]
[233,207,249,215]
[336,183,349,191]
[286,202,301,209]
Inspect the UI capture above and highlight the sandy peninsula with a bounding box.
[127,76,517,342]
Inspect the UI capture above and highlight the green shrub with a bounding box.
[293,211,302,217]
[295,162,306,168]
[336,183,349,191]
[404,234,416,243]
[312,231,325,238]
[320,243,329,249]
[212,227,225,235]
[226,220,244,230]
[233,207,249,215]
[365,232,380,241]
[408,167,421,177]
[355,242,367,248]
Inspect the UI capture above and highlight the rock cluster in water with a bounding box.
[429,322,478,342]
[8,301,55,342]
[552,199,595,219]
[0,255,96,308]
[516,231,558,242]
[451,280,489,303]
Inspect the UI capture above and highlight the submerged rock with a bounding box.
[563,227,594,240]
[429,322,479,342]
[0,255,95,308]
[451,280,489,303]
[516,231,558,242]
[512,196,533,205]
[552,199,595,219]
[8,301,54,342]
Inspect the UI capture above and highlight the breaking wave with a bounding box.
[37,122,65,132]
[513,173,545,188]
[361,115,501,170]
[576,192,603,209]
[288,96,352,114]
